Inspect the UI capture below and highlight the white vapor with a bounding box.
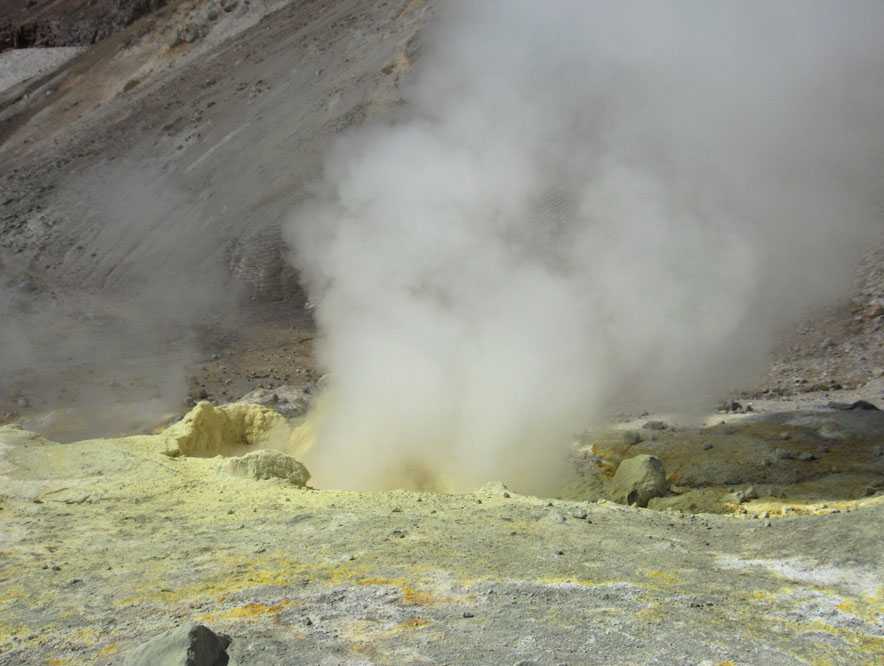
[287,0,884,492]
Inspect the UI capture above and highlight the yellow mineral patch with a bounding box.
[344,616,432,644]
[636,602,665,623]
[160,401,290,458]
[199,599,294,623]
[97,643,118,657]
[538,576,597,587]
[643,569,682,587]
[356,576,461,606]
[70,627,99,645]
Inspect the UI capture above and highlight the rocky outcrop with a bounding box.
[161,401,289,458]
[609,454,668,507]
[0,0,167,52]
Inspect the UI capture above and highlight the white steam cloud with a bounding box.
[288,1,884,492]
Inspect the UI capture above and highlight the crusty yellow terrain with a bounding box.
[1,402,882,664]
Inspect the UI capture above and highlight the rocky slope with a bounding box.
[0,0,425,425]
[0,0,168,51]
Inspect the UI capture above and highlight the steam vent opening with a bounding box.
[3,1,884,664]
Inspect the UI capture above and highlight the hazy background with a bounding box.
[289,0,884,491]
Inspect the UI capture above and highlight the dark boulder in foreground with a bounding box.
[828,399,880,411]
[122,623,231,666]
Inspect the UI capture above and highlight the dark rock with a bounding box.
[622,430,642,445]
[642,420,667,431]
[122,623,231,666]
[828,399,879,411]
[1,0,168,51]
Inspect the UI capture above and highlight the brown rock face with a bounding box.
[0,0,167,51]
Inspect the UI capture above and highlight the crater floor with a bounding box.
[1,399,882,665]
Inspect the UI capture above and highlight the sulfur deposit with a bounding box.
[223,449,310,486]
[161,401,290,458]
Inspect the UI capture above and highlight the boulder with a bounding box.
[609,455,668,507]
[161,402,289,457]
[235,385,309,418]
[122,623,231,666]
[224,449,310,486]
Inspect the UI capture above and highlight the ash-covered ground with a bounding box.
[1,1,883,664]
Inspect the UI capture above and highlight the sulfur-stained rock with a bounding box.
[161,401,289,458]
[609,455,668,507]
[224,449,310,486]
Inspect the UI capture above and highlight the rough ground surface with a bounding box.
[1,398,883,665]
[0,47,85,93]
[1,0,424,427]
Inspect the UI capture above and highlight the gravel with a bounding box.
[0,47,85,94]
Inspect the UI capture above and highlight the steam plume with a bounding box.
[288,0,884,491]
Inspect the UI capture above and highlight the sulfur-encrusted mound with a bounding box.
[609,454,668,507]
[223,449,310,486]
[161,401,289,458]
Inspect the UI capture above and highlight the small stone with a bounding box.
[623,430,643,445]
[462,611,475,618]
[570,508,588,520]
[873,445,883,458]
[727,486,758,503]
[703,443,714,451]
[779,431,792,441]
[774,448,795,461]
[642,420,668,431]
[544,511,568,524]
[223,449,310,486]
[797,452,817,462]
